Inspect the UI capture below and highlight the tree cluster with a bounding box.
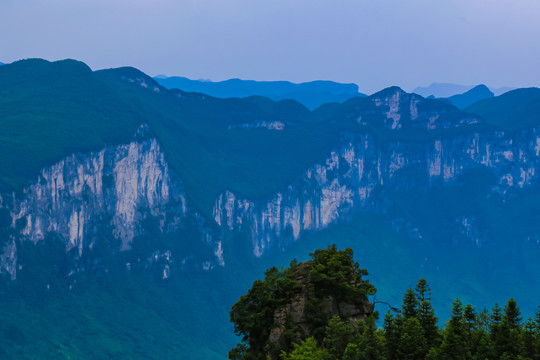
[230,246,540,360]
[229,245,376,360]
[283,278,540,359]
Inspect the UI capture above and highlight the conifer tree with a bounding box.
[520,318,537,359]
[450,298,465,325]
[401,288,418,320]
[471,335,495,360]
[498,298,522,356]
[462,304,478,355]
[504,298,522,329]
[475,308,491,333]
[382,311,400,360]
[418,300,440,349]
[413,279,440,348]
[439,298,468,359]
[491,303,506,358]
[464,304,476,334]
[415,278,432,302]
[490,303,502,336]
[534,306,540,359]
[396,317,427,360]
[467,306,494,359]
[343,316,386,360]
[230,251,540,360]
[324,315,355,359]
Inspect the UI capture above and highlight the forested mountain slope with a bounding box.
[0,59,539,358]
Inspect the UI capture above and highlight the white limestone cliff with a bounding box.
[3,88,540,277]
[213,127,540,257]
[0,125,222,279]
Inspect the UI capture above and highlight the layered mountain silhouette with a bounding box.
[413,83,474,98]
[154,76,365,110]
[465,87,540,129]
[414,82,514,98]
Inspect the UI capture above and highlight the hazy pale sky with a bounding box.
[1,0,539,93]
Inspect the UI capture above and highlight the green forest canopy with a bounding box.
[230,245,540,360]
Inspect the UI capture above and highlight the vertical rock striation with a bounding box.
[2,87,540,276]
[0,125,222,279]
[214,89,540,256]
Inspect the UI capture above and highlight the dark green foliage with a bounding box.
[0,59,141,190]
[306,245,376,343]
[492,303,503,330]
[281,337,328,360]
[269,266,540,360]
[324,316,355,359]
[496,298,523,357]
[521,319,538,359]
[464,304,476,333]
[418,300,439,348]
[304,296,331,342]
[383,311,401,360]
[309,245,376,306]
[347,316,386,360]
[229,246,376,359]
[397,317,427,360]
[476,308,491,333]
[504,298,522,329]
[439,299,469,359]
[229,263,301,359]
[415,278,432,302]
[401,288,419,320]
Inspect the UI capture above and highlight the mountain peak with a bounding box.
[370,86,406,98]
[1,58,92,75]
[446,84,494,109]
[465,84,493,96]
[97,66,163,93]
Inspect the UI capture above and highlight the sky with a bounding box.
[1,0,540,94]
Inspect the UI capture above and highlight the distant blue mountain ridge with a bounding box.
[154,75,366,110]
[413,82,514,98]
[156,76,515,110]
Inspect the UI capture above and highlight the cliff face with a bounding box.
[214,89,540,256]
[2,88,540,279]
[0,125,223,280]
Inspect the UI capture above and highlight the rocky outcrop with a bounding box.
[269,260,373,356]
[0,125,223,280]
